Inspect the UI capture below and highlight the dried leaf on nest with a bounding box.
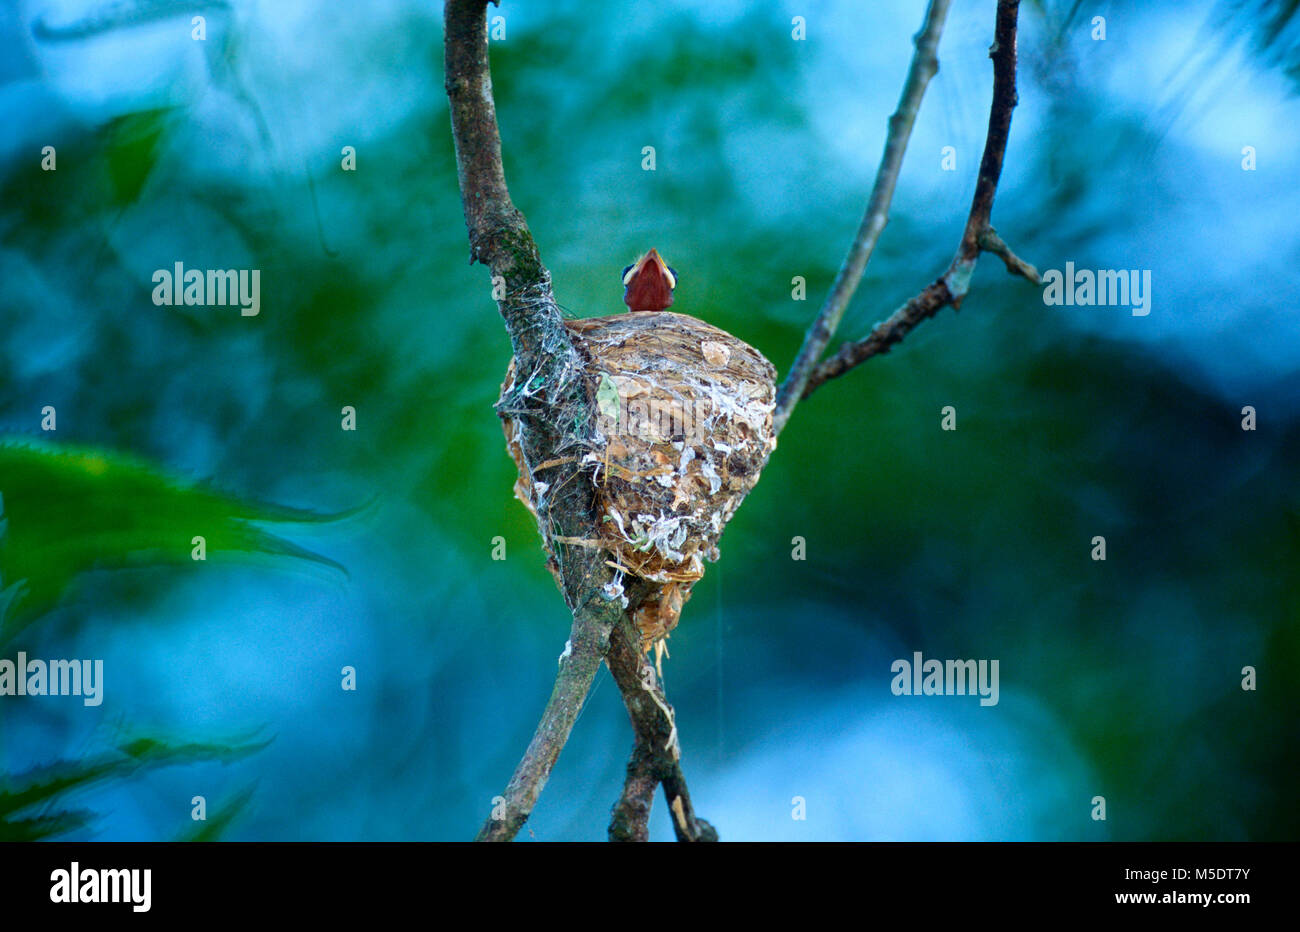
[502,311,777,654]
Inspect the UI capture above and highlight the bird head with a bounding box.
[622,248,677,312]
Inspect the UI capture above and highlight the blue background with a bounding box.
[0,0,1296,840]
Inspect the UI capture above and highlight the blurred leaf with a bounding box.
[102,108,172,209]
[1,810,95,842]
[1226,0,1300,84]
[176,784,257,842]
[0,438,345,641]
[0,735,266,841]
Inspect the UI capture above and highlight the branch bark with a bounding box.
[445,0,562,373]
[801,0,1034,399]
[446,0,628,842]
[605,620,717,843]
[447,0,713,843]
[772,0,953,436]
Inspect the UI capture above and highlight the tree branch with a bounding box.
[446,0,638,842]
[605,620,717,842]
[448,0,721,843]
[473,584,629,842]
[801,0,1033,399]
[445,0,563,376]
[772,0,953,436]
[452,0,1032,843]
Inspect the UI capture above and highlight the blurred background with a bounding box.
[0,0,1296,841]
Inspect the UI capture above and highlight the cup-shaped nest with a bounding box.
[503,311,777,652]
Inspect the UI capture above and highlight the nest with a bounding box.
[502,311,777,655]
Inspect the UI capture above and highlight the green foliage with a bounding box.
[176,785,257,842]
[0,439,339,840]
[0,735,266,842]
[0,438,343,643]
[102,108,173,210]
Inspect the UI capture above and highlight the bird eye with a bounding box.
[622,264,635,285]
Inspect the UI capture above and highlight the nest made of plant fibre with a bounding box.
[502,310,778,653]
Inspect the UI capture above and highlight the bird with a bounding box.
[622,248,677,312]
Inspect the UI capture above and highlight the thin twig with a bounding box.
[474,600,609,842]
[978,227,1040,283]
[802,0,1032,398]
[773,0,953,435]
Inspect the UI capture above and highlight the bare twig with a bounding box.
[609,750,659,843]
[978,227,1040,283]
[605,620,717,842]
[802,0,1032,398]
[473,584,627,842]
[773,0,953,435]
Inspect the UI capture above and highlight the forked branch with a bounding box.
[446,0,713,843]
[605,621,717,842]
[773,0,953,434]
[798,0,1036,399]
[449,0,1036,842]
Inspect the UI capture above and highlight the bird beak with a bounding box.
[624,248,675,289]
[623,248,677,312]
[645,248,675,289]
